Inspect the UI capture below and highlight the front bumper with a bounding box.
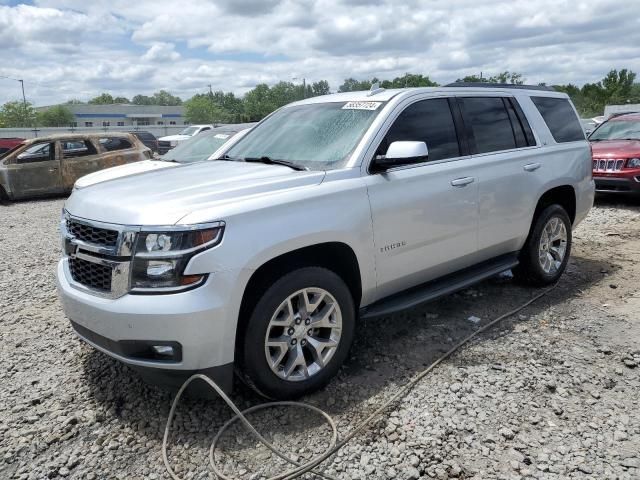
[56,259,240,377]
[594,175,640,194]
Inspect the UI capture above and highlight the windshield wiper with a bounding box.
[243,156,308,171]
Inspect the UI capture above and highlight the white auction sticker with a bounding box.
[342,101,382,110]
[214,134,230,139]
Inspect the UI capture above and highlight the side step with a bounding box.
[359,253,519,319]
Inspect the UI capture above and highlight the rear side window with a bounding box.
[459,97,517,154]
[62,140,98,159]
[531,97,584,143]
[380,98,460,161]
[99,137,133,151]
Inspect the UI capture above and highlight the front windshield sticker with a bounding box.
[214,134,230,139]
[342,101,382,111]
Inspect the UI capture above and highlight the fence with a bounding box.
[0,125,222,140]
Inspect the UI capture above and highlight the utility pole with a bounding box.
[303,78,306,99]
[19,79,30,128]
[207,84,218,126]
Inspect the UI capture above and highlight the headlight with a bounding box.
[627,158,640,168]
[169,140,178,147]
[131,223,224,291]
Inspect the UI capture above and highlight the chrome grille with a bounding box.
[593,158,625,172]
[67,220,118,247]
[69,257,112,292]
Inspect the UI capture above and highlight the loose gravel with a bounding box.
[1,195,639,480]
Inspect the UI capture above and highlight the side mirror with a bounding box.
[374,141,429,171]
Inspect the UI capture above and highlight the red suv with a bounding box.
[589,113,640,194]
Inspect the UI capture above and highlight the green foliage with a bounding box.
[0,100,36,127]
[88,93,115,105]
[183,94,230,124]
[554,69,640,117]
[37,105,75,127]
[150,90,183,106]
[380,73,439,88]
[455,71,525,85]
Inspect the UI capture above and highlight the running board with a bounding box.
[359,253,519,319]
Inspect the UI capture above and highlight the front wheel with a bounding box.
[514,204,572,286]
[239,267,355,399]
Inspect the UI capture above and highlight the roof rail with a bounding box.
[445,82,556,92]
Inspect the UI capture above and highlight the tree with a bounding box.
[381,73,438,88]
[88,93,115,104]
[338,78,373,92]
[243,84,276,120]
[151,90,182,106]
[310,80,330,96]
[37,105,75,127]
[132,94,153,105]
[455,71,525,84]
[183,94,229,124]
[113,96,130,104]
[0,100,36,127]
[211,91,245,122]
[65,99,84,104]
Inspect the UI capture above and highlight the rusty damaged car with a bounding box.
[0,132,151,201]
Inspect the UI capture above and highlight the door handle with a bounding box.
[451,177,475,187]
[48,167,58,172]
[523,163,541,172]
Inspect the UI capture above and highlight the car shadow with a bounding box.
[79,253,610,464]
[594,192,640,209]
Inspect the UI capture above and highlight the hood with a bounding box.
[159,134,190,142]
[590,139,640,158]
[74,160,175,189]
[65,161,325,225]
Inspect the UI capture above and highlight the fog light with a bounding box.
[152,345,174,357]
[147,260,175,278]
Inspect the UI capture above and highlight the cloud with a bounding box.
[142,43,181,62]
[0,0,637,106]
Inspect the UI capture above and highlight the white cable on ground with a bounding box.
[163,285,556,480]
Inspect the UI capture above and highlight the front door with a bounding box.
[59,138,102,190]
[8,141,62,198]
[364,97,480,299]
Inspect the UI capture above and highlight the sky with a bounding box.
[0,0,639,106]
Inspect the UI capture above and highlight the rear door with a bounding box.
[365,96,480,298]
[7,141,63,198]
[59,138,101,190]
[457,95,541,259]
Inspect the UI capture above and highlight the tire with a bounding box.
[514,204,572,286]
[239,267,355,399]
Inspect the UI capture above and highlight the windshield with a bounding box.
[161,132,235,163]
[180,126,200,136]
[225,101,384,171]
[590,120,640,141]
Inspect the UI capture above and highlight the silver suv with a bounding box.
[56,85,594,399]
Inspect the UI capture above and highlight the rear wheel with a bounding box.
[239,267,355,399]
[514,204,572,286]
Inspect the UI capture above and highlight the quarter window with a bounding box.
[531,96,584,143]
[99,137,133,151]
[459,97,517,154]
[379,98,460,162]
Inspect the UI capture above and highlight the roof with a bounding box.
[288,86,567,107]
[609,112,640,121]
[22,132,134,144]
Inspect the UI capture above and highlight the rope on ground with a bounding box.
[163,284,556,480]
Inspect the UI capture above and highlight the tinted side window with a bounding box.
[531,96,584,143]
[459,97,517,154]
[99,137,133,152]
[380,98,460,161]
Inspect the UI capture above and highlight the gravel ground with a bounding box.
[1,195,639,480]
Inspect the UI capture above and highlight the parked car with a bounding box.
[0,137,24,156]
[73,124,255,189]
[130,131,158,153]
[0,133,151,200]
[56,86,593,399]
[589,113,640,195]
[158,124,215,154]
